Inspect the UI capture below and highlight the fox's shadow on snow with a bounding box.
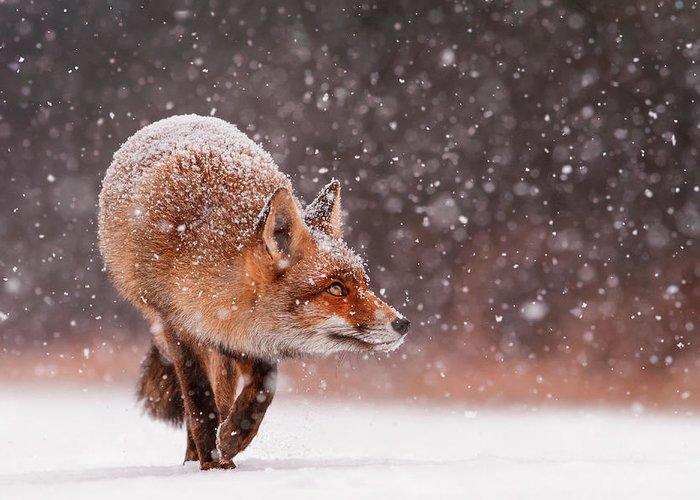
[0,458,439,486]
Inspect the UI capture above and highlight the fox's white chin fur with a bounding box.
[180,313,404,360]
[311,316,405,355]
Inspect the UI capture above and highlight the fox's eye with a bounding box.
[327,282,347,297]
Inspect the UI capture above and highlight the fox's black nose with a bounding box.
[391,318,410,335]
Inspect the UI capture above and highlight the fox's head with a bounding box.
[242,181,409,358]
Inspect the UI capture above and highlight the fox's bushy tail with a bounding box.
[136,344,184,426]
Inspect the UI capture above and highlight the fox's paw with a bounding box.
[217,426,245,459]
[200,457,236,471]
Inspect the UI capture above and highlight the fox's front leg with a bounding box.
[217,358,277,460]
[163,329,231,470]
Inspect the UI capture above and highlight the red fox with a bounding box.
[98,115,409,469]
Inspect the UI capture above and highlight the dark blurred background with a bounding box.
[1,0,698,408]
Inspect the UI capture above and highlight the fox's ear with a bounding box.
[304,179,342,238]
[257,188,312,268]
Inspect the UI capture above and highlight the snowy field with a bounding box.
[1,388,699,499]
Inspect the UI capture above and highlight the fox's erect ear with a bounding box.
[257,188,312,268]
[304,179,342,238]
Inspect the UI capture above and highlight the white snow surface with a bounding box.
[1,388,699,499]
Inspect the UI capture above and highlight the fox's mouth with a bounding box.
[329,332,404,352]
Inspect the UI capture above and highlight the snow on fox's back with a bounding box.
[99,114,291,254]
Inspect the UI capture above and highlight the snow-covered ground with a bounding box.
[1,387,698,499]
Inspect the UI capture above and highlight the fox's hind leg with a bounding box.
[162,326,232,470]
[134,340,198,463]
[184,422,198,462]
[217,358,277,461]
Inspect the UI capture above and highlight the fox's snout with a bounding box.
[391,317,410,335]
[366,315,409,353]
